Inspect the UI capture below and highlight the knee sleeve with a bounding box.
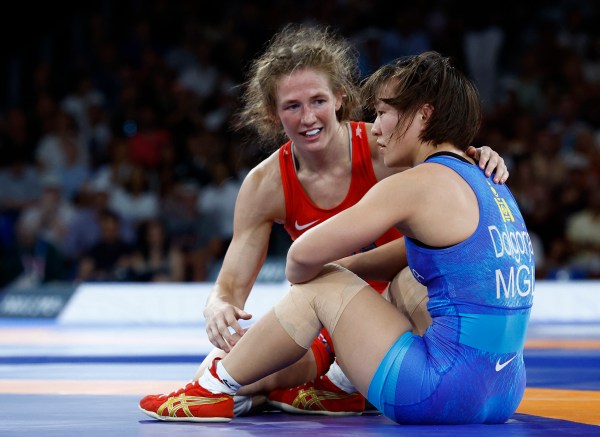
[387,267,432,336]
[274,264,370,349]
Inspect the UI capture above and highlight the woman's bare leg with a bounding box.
[220,267,413,396]
[194,266,428,392]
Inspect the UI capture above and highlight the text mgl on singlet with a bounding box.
[495,264,534,299]
[488,224,535,300]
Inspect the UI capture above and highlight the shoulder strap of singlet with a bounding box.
[424,150,473,164]
[349,121,378,185]
[278,141,295,229]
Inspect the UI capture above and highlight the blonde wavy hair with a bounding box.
[234,23,361,146]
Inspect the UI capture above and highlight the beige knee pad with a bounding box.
[274,264,370,349]
[386,267,432,336]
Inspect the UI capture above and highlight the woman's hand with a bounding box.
[467,145,509,184]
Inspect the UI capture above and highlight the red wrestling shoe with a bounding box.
[139,381,233,422]
[268,374,365,416]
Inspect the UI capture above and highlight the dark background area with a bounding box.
[0,0,599,287]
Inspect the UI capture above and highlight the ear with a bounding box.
[335,89,345,112]
[419,104,434,123]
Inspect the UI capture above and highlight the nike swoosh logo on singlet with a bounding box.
[294,219,320,231]
[495,355,516,372]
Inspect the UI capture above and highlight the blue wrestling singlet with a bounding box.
[367,152,535,424]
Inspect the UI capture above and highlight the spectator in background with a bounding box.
[76,209,134,282]
[160,181,223,281]
[548,93,595,162]
[463,4,504,111]
[127,104,172,171]
[582,33,600,84]
[176,39,219,100]
[0,214,66,289]
[174,130,215,188]
[197,161,241,253]
[109,71,141,139]
[91,137,135,192]
[203,80,238,133]
[35,110,80,173]
[91,40,122,114]
[131,218,185,282]
[61,138,92,202]
[523,126,569,196]
[34,110,90,200]
[565,181,600,278]
[557,5,590,57]
[164,83,204,163]
[0,157,42,211]
[30,92,60,143]
[381,8,431,61]
[0,107,37,167]
[499,49,547,117]
[18,173,77,254]
[85,98,113,172]
[62,179,135,276]
[108,165,159,227]
[60,73,107,143]
[352,28,385,78]
[0,156,42,248]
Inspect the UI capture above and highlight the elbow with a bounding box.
[285,245,314,283]
[285,247,301,283]
[286,265,315,284]
[285,266,300,284]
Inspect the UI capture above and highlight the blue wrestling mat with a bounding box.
[0,318,599,436]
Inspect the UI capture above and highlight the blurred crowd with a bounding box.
[0,0,599,288]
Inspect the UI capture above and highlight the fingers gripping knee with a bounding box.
[274,264,369,349]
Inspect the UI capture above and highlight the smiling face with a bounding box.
[275,68,343,152]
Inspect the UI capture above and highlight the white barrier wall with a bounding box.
[58,280,600,325]
[528,280,600,322]
[58,282,288,325]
